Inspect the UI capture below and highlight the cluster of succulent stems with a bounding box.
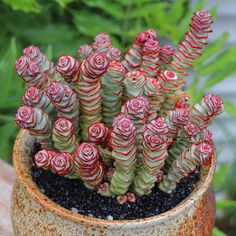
[15,9,223,204]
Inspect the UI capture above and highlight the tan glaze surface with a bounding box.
[11,129,216,236]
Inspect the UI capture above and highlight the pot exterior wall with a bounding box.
[11,181,215,236]
[11,130,216,236]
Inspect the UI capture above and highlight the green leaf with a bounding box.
[194,33,229,69]
[213,227,227,236]
[0,114,15,122]
[200,45,236,76]
[22,24,78,45]
[54,0,75,8]
[168,0,188,23]
[2,0,42,13]
[0,38,24,109]
[148,3,170,26]
[212,163,231,190]
[223,100,236,118]
[210,6,218,20]
[185,76,199,98]
[189,90,204,105]
[45,45,53,61]
[72,10,122,36]
[82,0,124,20]
[203,62,236,89]
[216,200,236,210]
[0,121,18,162]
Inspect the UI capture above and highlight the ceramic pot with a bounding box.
[11,129,216,236]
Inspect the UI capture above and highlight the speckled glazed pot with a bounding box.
[11,129,216,236]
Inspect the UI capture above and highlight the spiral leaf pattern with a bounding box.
[15,56,51,90]
[132,118,169,196]
[140,38,160,76]
[23,87,54,114]
[34,149,56,170]
[74,142,104,188]
[23,45,54,75]
[170,10,213,78]
[77,44,93,62]
[79,52,109,140]
[46,82,79,131]
[16,106,52,148]
[160,142,213,193]
[110,115,137,195]
[88,122,113,167]
[158,69,185,114]
[101,61,125,128]
[93,32,112,54]
[121,97,150,168]
[122,29,157,72]
[144,77,165,120]
[51,152,73,176]
[123,70,146,101]
[159,44,174,70]
[52,118,78,154]
[190,94,224,130]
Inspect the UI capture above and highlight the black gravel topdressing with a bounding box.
[31,143,200,220]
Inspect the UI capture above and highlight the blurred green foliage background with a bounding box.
[0,0,236,235]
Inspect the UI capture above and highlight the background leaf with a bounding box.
[223,100,236,118]
[0,122,18,163]
[2,0,42,13]
[82,0,124,20]
[194,32,229,69]
[213,163,231,190]
[72,10,122,37]
[216,200,236,210]
[213,227,228,236]
[0,38,24,109]
[54,0,75,8]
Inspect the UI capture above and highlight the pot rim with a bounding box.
[12,129,216,226]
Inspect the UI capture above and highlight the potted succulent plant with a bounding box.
[11,9,223,236]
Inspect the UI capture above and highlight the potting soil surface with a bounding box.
[32,144,200,220]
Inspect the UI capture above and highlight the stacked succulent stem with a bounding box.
[16,106,52,148]
[56,55,80,94]
[121,97,150,169]
[132,118,169,196]
[23,87,54,114]
[15,56,51,90]
[52,118,78,154]
[23,45,54,74]
[159,44,174,70]
[168,94,223,165]
[160,142,213,193]
[46,82,79,132]
[158,69,185,115]
[101,61,125,128]
[140,38,160,76]
[78,52,108,140]
[162,10,214,113]
[74,143,104,189]
[15,9,223,200]
[144,77,165,120]
[110,115,137,195]
[88,122,113,167]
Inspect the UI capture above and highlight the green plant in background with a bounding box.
[0,0,236,234]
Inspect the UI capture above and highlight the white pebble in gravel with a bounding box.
[71,207,79,214]
[40,188,45,193]
[107,215,113,220]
